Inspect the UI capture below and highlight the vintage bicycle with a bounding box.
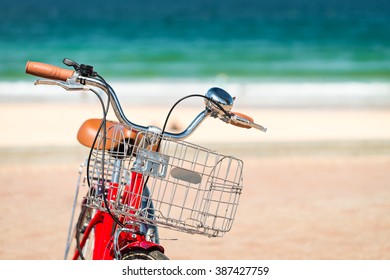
[25,59,266,260]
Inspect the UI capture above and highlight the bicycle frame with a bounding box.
[70,157,164,260]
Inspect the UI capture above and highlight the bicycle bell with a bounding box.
[204,87,234,115]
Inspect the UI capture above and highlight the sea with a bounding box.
[0,0,389,106]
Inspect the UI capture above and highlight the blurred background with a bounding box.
[1,0,389,106]
[0,0,389,260]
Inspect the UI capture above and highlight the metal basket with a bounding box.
[83,123,244,237]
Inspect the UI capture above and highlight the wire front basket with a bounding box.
[83,122,244,237]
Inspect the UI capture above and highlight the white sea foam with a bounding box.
[1,80,389,108]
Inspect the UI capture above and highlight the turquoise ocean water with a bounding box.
[0,0,389,82]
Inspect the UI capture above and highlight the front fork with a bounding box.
[112,226,164,259]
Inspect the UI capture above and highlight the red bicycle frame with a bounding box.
[72,171,164,260]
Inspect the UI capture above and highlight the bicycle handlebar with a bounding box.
[25,60,267,139]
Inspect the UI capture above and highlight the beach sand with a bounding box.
[0,100,390,260]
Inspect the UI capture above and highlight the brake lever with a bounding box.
[249,122,267,132]
[229,113,267,132]
[34,79,90,91]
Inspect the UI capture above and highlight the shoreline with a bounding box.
[1,80,389,108]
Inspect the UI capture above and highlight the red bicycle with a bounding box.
[26,59,266,260]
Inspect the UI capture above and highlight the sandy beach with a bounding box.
[1,83,390,260]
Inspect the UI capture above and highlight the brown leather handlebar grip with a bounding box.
[25,61,74,81]
[230,112,254,129]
